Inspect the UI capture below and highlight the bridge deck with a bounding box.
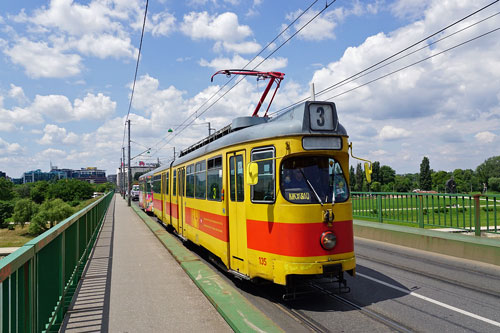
[61,194,231,332]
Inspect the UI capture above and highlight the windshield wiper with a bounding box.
[299,169,324,206]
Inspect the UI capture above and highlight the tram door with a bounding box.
[161,173,166,223]
[227,151,247,274]
[177,167,186,237]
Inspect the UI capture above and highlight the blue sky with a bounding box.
[1,0,499,178]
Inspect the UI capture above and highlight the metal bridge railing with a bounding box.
[0,192,113,332]
[352,192,499,235]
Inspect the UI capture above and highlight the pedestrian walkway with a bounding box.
[61,194,231,332]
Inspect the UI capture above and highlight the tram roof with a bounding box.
[150,101,346,174]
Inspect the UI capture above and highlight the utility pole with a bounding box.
[120,156,123,196]
[128,119,132,207]
[208,122,211,136]
[122,147,126,199]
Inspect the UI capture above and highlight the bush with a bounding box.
[434,207,449,213]
[488,177,500,192]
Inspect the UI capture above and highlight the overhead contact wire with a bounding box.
[150,0,338,156]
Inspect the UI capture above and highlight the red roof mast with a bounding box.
[211,69,285,117]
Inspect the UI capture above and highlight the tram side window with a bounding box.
[251,147,275,203]
[153,175,161,194]
[173,170,177,196]
[236,155,244,201]
[146,178,152,192]
[186,164,194,197]
[207,156,222,201]
[195,161,206,199]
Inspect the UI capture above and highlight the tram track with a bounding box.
[308,282,415,333]
[355,251,500,299]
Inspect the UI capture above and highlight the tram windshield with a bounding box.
[280,156,348,204]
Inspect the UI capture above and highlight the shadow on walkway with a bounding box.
[60,196,115,332]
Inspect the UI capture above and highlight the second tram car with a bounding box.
[139,97,371,287]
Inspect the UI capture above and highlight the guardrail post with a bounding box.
[377,194,383,223]
[418,195,424,228]
[474,194,481,236]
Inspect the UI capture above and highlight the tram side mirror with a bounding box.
[364,162,372,184]
[247,162,259,185]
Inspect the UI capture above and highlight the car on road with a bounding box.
[131,185,140,201]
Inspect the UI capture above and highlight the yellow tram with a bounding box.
[143,96,370,287]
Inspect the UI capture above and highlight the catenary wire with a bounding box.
[149,0,338,157]
[270,0,500,116]
[322,26,500,102]
[121,0,149,149]
[147,0,321,154]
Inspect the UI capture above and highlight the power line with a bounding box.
[270,0,500,116]
[149,0,338,156]
[323,26,500,102]
[147,0,321,154]
[121,0,149,148]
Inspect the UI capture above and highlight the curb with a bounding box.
[353,220,500,266]
[130,204,283,333]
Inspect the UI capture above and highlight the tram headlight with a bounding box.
[320,231,337,250]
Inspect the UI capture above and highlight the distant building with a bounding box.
[20,166,107,184]
[107,174,117,185]
[0,171,6,179]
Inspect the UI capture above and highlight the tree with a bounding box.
[29,199,74,234]
[419,156,432,190]
[349,166,356,191]
[14,183,32,199]
[370,181,381,192]
[134,171,147,181]
[355,163,364,191]
[379,165,396,185]
[394,175,412,192]
[489,177,500,192]
[371,161,381,183]
[476,156,500,186]
[0,178,15,201]
[47,179,94,202]
[432,171,451,192]
[31,181,49,204]
[0,201,14,228]
[12,199,39,228]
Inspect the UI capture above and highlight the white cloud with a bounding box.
[38,124,79,145]
[475,131,496,144]
[67,34,136,59]
[378,125,411,140]
[214,40,261,54]
[28,0,126,36]
[181,11,252,42]
[0,137,23,155]
[8,84,28,104]
[4,38,82,78]
[284,9,338,41]
[199,54,287,71]
[28,92,115,122]
[148,11,177,37]
[36,148,67,160]
[73,93,116,120]
[31,94,73,120]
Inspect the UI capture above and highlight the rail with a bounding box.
[0,191,113,332]
[352,192,499,235]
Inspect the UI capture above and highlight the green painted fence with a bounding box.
[0,192,113,332]
[352,192,499,235]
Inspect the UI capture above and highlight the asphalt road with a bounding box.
[139,206,500,332]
